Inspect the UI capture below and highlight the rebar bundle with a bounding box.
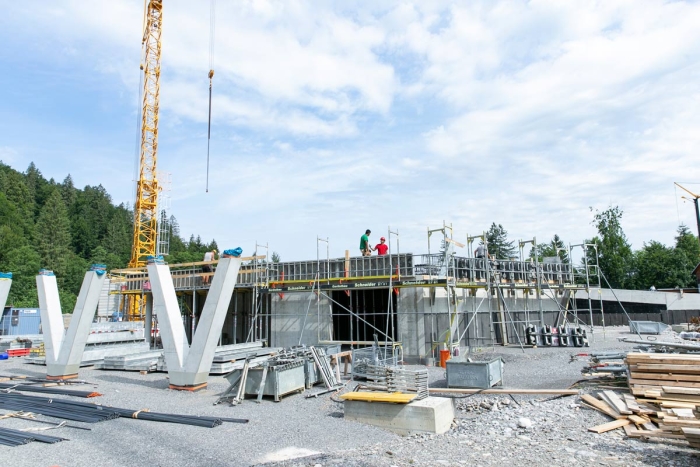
[0,383,101,398]
[0,392,238,428]
[0,427,66,447]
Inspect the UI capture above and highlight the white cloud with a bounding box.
[1,0,700,260]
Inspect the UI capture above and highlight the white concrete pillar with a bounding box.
[181,257,242,385]
[147,257,242,387]
[147,263,189,369]
[36,271,106,378]
[57,271,106,376]
[36,274,66,363]
[0,278,11,313]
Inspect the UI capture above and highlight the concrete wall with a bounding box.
[270,292,333,348]
[264,287,576,362]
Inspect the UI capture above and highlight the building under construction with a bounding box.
[111,229,608,364]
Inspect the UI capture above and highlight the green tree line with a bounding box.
[483,208,700,290]
[0,162,218,312]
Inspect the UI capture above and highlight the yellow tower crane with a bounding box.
[124,0,163,320]
[130,0,163,270]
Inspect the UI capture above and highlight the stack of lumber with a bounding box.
[682,428,700,448]
[626,353,700,396]
[582,390,660,435]
[579,352,700,446]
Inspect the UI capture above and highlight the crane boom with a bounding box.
[129,0,163,268]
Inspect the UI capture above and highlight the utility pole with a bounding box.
[675,182,700,246]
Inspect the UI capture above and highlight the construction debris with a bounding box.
[583,352,700,449]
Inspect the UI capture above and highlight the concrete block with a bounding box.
[344,396,454,435]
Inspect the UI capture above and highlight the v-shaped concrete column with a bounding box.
[148,257,242,388]
[0,277,11,311]
[36,271,106,379]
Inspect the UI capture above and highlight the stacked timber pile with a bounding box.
[627,353,700,396]
[615,352,700,446]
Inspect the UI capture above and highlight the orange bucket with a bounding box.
[439,349,451,368]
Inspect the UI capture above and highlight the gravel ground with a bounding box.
[1,327,699,467]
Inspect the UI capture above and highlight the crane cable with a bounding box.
[206,0,216,193]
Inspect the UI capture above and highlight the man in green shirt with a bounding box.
[360,229,372,256]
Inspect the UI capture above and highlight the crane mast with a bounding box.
[129,0,163,269]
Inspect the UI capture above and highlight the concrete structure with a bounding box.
[344,397,455,435]
[0,277,10,311]
[148,257,242,388]
[36,271,106,378]
[121,246,700,363]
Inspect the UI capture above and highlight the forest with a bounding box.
[0,161,218,312]
[1,161,699,312]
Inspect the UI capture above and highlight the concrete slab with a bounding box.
[344,396,454,435]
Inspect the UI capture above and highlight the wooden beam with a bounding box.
[588,419,631,433]
[428,388,578,395]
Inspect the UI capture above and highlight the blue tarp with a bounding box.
[90,264,107,275]
[0,272,12,279]
[146,255,165,265]
[223,248,243,257]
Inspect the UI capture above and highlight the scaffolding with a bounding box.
[109,227,604,362]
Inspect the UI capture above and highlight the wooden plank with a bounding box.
[624,425,686,439]
[627,353,700,360]
[622,393,642,413]
[602,390,632,415]
[588,419,631,433]
[580,394,625,420]
[659,401,700,409]
[627,360,700,367]
[631,372,700,382]
[661,419,700,427]
[628,414,648,425]
[630,364,700,374]
[682,427,700,437]
[629,378,700,388]
[429,388,579,395]
[663,386,700,396]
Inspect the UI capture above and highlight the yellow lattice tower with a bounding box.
[127,0,163,320]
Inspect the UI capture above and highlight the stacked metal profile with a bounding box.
[309,346,340,389]
[364,365,429,401]
[352,345,399,379]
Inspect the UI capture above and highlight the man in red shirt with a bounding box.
[374,237,389,255]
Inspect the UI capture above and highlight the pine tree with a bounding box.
[35,189,72,276]
[61,174,76,209]
[486,223,516,259]
[531,234,569,263]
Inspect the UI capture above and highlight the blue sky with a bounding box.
[1,0,700,261]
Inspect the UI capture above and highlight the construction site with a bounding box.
[2,1,700,466]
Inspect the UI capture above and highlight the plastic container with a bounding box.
[439,349,451,368]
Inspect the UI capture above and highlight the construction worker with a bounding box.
[202,249,217,285]
[374,237,388,255]
[360,229,372,256]
[474,241,486,258]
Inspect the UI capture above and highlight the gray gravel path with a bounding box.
[0,327,698,466]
